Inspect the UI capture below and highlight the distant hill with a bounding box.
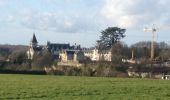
[0,44,28,59]
[0,44,28,52]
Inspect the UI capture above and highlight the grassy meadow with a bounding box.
[0,74,170,100]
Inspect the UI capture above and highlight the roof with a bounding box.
[31,34,38,43]
[47,42,70,50]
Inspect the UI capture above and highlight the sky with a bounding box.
[0,0,170,47]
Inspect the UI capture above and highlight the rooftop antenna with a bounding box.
[144,24,159,60]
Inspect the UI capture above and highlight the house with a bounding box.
[83,48,112,61]
[59,50,84,62]
[58,49,85,67]
[46,41,71,59]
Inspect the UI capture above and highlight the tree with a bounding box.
[159,49,170,61]
[97,27,126,50]
[131,41,152,59]
[111,42,130,63]
[130,41,170,59]
[9,51,27,64]
[31,51,54,70]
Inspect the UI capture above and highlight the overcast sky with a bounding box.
[0,0,170,47]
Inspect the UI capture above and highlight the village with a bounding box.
[25,31,170,79]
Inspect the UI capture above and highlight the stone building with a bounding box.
[83,48,112,61]
[59,50,84,63]
[46,41,71,59]
[58,49,85,67]
[27,34,83,62]
[27,34,111,63]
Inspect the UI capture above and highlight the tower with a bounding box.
[30,33,38,48]
[27,33,38,60]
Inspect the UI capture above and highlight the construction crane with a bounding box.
[144,24,159,60]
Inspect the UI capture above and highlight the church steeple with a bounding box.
[27,33,39,60]
[31,33,38,44]
[30,33,38,47]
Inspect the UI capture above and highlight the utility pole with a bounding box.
[144,24,158,60]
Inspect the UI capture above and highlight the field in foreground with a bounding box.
[0,74,170,100]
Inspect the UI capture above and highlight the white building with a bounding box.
[84,48,112,61]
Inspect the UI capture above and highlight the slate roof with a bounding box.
[47,42,71,52]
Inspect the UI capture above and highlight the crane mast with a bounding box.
[144,24,158,60]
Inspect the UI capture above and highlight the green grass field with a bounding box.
[0,74,170,100]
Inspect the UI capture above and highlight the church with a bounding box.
[27,34,42,60]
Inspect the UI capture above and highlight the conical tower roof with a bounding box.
[31,33,38,43]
